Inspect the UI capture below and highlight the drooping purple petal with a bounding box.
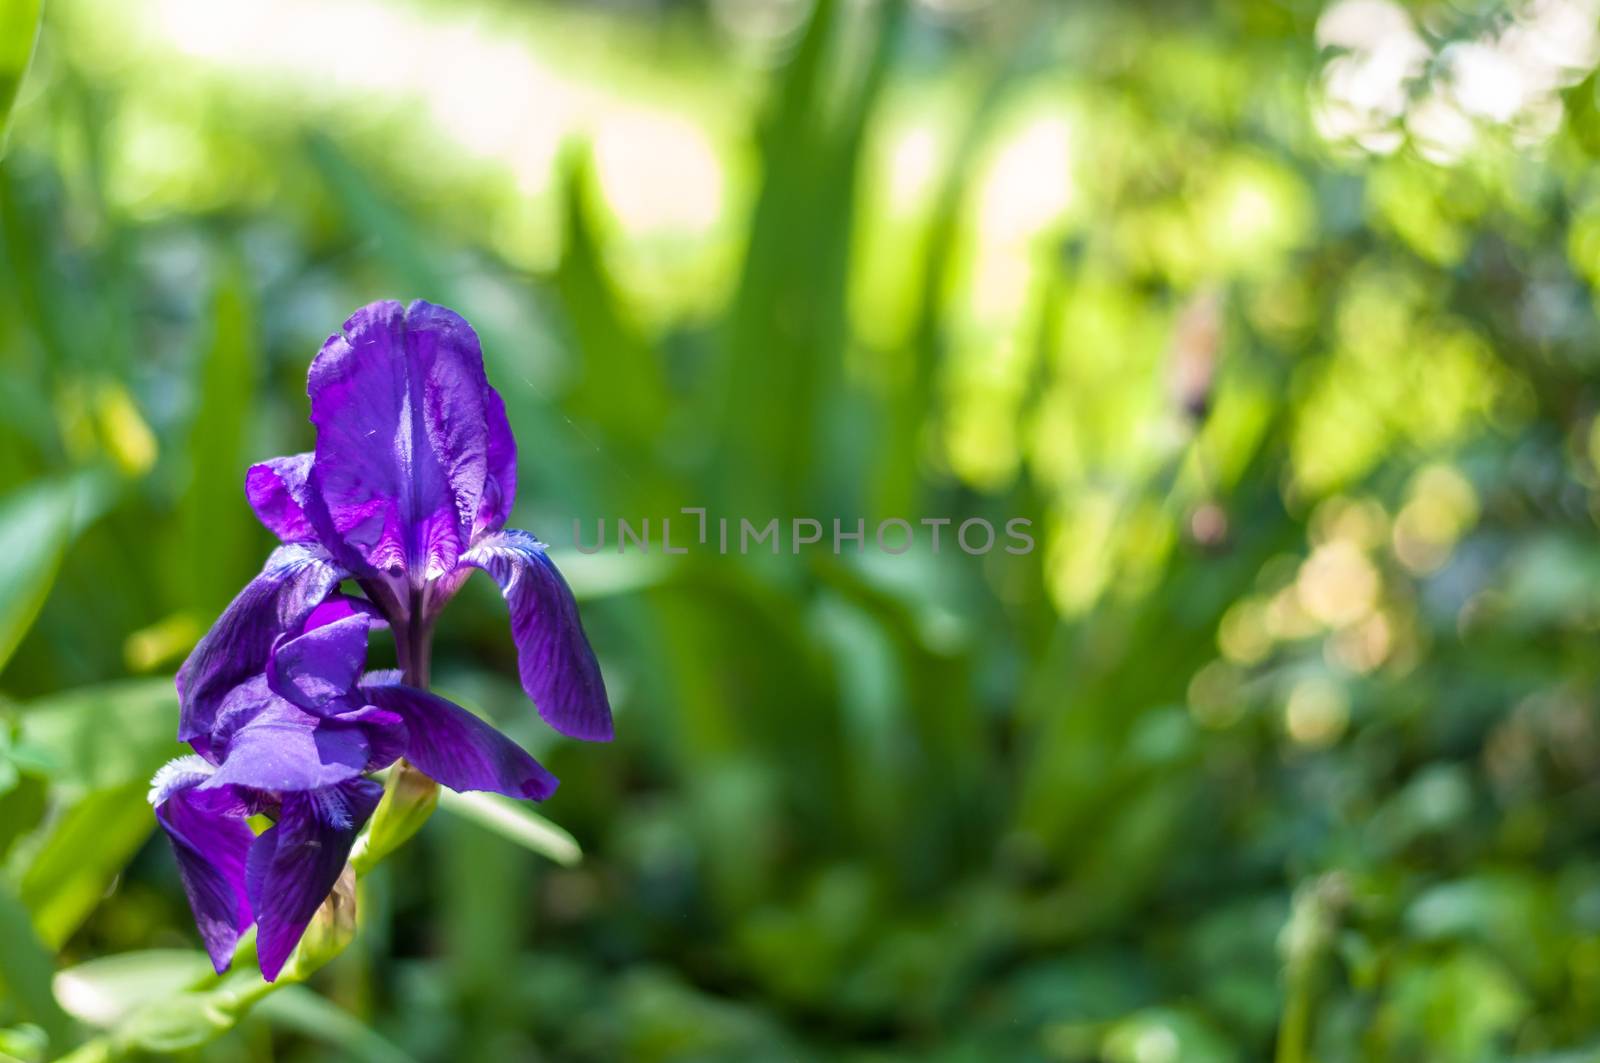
[149,757,254,973]
[247,779,382,981]
[461,529,612,742]
[306,300,496,584]
[267,613,370,714]
[177,544,345,743]
[245,453,316,544]
[362,680,558,800]
[338,704,410,768]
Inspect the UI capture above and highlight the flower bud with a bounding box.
[350,760,439,874]
[280,866,357,981]
[1169,286,1223,424]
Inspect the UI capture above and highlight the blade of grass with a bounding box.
[178,267,259,612]
[553,145,665,448]
[0,476,78,676]
[256,986,419,1063]
[0,880,70,1048]
[435,788,581,867]
[0,0,42,152]
[15,783,155,947]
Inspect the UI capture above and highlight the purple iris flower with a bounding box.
[153,598,557,979]
[154,299,610,979]
[176,299,611,743]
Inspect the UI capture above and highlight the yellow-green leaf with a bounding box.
[0,0,43,150]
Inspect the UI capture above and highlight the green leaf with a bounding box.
[0,479,76,678]
[302,133,448,298]
[17,679,183,798]
[177,270,259,612]
[553,147,666,445]
[105,964,272,1056]
[15,783,155,947]
[713,0,903,515]
[257,987,419,1063]
[435,789,581,867]
[0,0,42,151]
[0,770,43,863]
[52,944,305,1059]
[112,993,234,1055]
[0,882,69,1048]
[547,548,673,601]
[53,951,212,1029]
[3,682,176,944]
[0,1022,48,1062]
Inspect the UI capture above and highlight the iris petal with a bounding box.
[296,594,388,634]
[203,680,405,791]
[169,300,609,979]
[150,761,254,973]
[247,779,382,981]
[362,680,558,800]
[204,694,370,793]
[477,386,517,537]
[461,530,613,741]
[268,613,371,713]
[245,453,316,544]
[340,704,410,769]
[306,300,500,583]
[176,544,345,742]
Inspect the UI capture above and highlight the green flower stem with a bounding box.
[1274,875,1344,1063]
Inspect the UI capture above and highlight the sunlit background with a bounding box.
[6,0,1600,1058]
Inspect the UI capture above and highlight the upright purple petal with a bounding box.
[306,300,495,584]
[149,758,254,973]
[177,544,345,742]
[267,612,371,714]
[247,779,382,981]
[362,680,558,800]
[246,453,316,544]
[460,529,612,742]
[476,387,517,537]
[297,594,388,634]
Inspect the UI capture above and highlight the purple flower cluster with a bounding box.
[151,300,611,980]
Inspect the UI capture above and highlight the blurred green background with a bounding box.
[4,0,1600,1058]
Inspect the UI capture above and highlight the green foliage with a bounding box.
[17,679,182,797]
[0,883,69,1047]
[178,271,260,614]
[0,477,82,676]
[434,788,582,868]
[0,0,42,150]
[54,950,213,1029]
[254,989,418,1063]
[16,785,150,949]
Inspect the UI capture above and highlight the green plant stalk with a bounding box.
[1275,958,1315,1063]
[1274,878,1339,1063]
